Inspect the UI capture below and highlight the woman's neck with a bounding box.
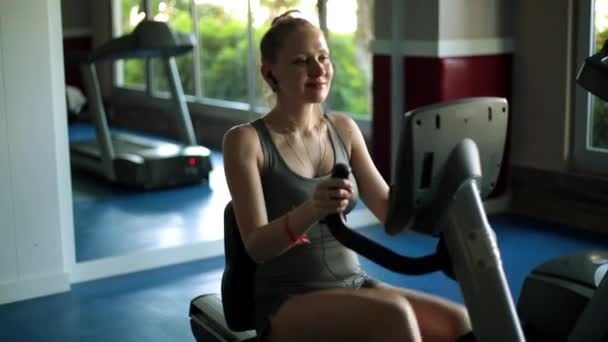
[266,102,323,133]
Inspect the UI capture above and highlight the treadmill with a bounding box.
[70,20,212,190]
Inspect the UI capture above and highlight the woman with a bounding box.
[222,10,471,342]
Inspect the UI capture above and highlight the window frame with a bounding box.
[573,0,608,174]
[109,0,372,144]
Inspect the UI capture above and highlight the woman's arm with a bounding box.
[222,124,351,263]
[327,114,390,223]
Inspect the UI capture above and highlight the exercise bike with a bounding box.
[189,97,607,341]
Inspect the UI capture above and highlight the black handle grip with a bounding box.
[325,164,445,275]
[331,163,351,179]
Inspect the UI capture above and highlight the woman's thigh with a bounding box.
[372,281,471,341]
[265,287,422,342]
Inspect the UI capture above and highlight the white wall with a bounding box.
[438,0,513,40]
[0,0,74,304]
[374,0,512,41]
[510,0,572,171]
[0,14,18,286]
[374,0,439,41]
[372,0,513,58]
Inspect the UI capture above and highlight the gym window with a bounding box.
[112,0,374,123]
[573,0,608,174]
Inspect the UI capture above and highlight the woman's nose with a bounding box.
[308,60,325,77]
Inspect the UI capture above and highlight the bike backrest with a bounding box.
[221,202,257,331]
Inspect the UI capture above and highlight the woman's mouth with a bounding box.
[306,82,326,89]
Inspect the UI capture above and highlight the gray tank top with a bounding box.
[251,116,367,299]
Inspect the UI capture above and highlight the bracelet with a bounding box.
[283,213,310,246]
[283,213,298,242]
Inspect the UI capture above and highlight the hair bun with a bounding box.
[271,9,305,26]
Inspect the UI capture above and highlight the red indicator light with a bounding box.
[188,157,198,166]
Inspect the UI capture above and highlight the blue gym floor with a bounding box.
[69,122,232,262]
[1,124,607,341]
[72,151,229,261]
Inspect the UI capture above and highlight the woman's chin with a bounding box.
[308,96,327,104]
[304,89,329,103]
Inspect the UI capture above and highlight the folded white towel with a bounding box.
[66,85,87,114]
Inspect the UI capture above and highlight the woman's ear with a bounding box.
[267,72,278,87]
[261,65,278,92]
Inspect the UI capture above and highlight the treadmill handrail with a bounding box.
[90,21,196,63]
[82,63,116,180]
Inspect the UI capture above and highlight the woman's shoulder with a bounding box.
[326,112,360,132]
[325,112,361,144]
[223,122,261,153]
[326,112,353,124]
[224,121,258,140]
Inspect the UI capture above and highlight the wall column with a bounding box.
[371,0,513,195]
[0,0,74,304]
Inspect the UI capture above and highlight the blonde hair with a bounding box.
[260,9,319,64]
[259,10,328,114]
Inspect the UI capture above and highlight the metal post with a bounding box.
[82,63,116,179]
[246,0,257,120]
[191,0,203,98]
[390,0,405,180]
[165,57,197,146]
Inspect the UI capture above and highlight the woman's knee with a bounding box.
[268,289,422,342]
[451,304,472,336]
[365,290,421,340]
[378,283,472,338]
[371,290,413,318]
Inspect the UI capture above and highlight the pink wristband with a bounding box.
[283,213,310,246]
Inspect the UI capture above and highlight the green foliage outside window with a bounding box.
[122,3,371,117]
[328,33,370,116]
[121,0,146,86]
[197,10,249,102]
[154,7,195,94]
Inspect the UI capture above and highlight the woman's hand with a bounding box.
[311,177,353,217]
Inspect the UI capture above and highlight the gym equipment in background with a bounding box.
[69,20,212,189]
[517,251,608,340]
[511,37,608,341]
[189,203,256,342]
[577,39,608,101]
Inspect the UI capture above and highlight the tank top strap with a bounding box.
[250,118,274,172]
[324,114,350,165]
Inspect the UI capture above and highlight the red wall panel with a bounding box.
[371,54,393,180]
[372,54,512,195]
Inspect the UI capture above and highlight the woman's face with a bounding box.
[270,26,333,104]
